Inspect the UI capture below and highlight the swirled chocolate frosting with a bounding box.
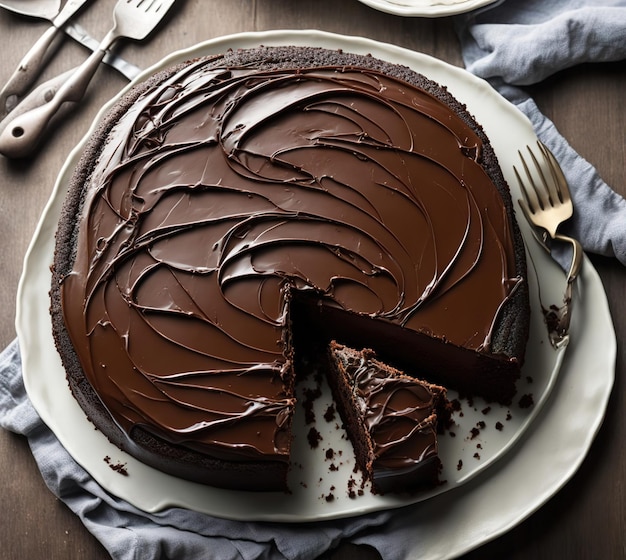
[56,47,525,480]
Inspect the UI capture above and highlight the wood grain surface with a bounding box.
[0,1,624,559]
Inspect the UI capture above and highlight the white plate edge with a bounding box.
[356,0,498,17]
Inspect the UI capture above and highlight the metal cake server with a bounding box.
[0,0,176,158]
[0,0,141,116]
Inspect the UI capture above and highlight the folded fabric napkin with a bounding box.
[2,2,626,559]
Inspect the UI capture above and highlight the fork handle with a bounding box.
[0,47,107,159]
[548,233,583,346]
[554,233,583,284]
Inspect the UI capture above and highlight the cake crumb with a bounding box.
[347,483,364,499]
[518,394,534,409]
[307,427,322,448]
[456,459,463,471]
[323,404,336,422]
[347,478,358,499]
[495,421,504,431]
[103,456,128,476]
[481,406,491,415]
[449,399,464,419]
[302,386,322,424]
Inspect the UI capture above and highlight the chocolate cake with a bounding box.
[50,45,530,492]
[327,342,449,494]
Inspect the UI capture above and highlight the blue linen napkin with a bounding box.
[455,0,626,268]
[2,3,626,559]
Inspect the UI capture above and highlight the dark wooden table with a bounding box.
[0,1,624,558]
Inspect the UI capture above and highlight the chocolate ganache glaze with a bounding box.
[52,47,528,490]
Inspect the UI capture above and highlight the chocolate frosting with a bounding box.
[60,53,521,464]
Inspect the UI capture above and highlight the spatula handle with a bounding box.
[0,25,63,116]
[0,48,105,158]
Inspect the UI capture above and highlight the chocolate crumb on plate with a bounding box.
[518,394,535,409]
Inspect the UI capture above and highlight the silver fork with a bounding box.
[514,141,583,348]
[0,0,176,158]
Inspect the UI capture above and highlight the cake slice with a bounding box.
[327,341,450,494]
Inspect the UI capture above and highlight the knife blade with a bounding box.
[65,21,142,81]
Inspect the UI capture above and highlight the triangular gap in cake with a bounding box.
[290,294,521,406]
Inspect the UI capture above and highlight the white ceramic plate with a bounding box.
[356,0,499,17]
[17,31,614,535]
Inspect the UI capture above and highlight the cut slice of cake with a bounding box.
[327,341,451,494]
